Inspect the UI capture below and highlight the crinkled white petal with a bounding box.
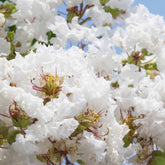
[0,38,10,56]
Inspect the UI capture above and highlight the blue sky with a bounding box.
[134,0,165,19]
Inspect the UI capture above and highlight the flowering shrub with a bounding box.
[1,0,165,164]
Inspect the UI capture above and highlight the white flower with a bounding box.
[106,0,134,10]
[85,6,112,26]
[67,0,82,8]
[77,131,107,165]
[0,13,5,27]
[0,38,10,57]
[113,5,165,54]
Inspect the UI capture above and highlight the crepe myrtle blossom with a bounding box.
[1,0,165,165]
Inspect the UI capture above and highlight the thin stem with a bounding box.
[0,146,8,149]
[57,11,67,15]
[62,0,67,6]
[0,113,10,119]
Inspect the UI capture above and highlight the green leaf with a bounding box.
[150,156,165,165]
[0,0,7,2]
[10,107,31,128]
[30,38,38,47]
[7,53,16,60]
[152,151,165,157]
[104,7,122,18]
[7,31,15,41]
[111,81,119,88]
[36,155,47,163]
[0,135,4,146]
[141,56,146,61]
[144,62,158,71]
[128,56,136,65]
[33,48,37,53]
[77,159,86,165]
[100,0,109,5]
[8,25,17,33]
[103,23,110,27]
[5,3,17,14]
[149,151,165,165]
[141,48,153,56]
[128,84,134,88]
[67,10,77,23]
[146,70,152,76]
[46,31,56,41]
[141,48,148,55]
[7,130,22,145]
[15,41,22,47]
[0,126,8,138]
[12,117,30,128]
[122,59,128,63]
[153,62,158,70]
[122,134,133,148]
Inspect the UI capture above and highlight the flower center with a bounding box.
[31,69,62,105]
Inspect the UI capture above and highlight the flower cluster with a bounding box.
[1,0,165,165]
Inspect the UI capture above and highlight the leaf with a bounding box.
[0,126,9,138]
[5,3,17,14]
[36,155,47,163]
[128,84,134,88]
[153,62,158,71]
[7,130,22,145]
[67,10,77,23]
[11,107,31,128]
[0,135,4,146]
[152,151,165,157]
[144,62,158,71]
[146,70,152,76]
[12,117,30,128]
[141,48,148,55]
[111,81,119,88]
[15,41,21,47]
[121,59,128,63]
[77,159,86,165]
[100,0,109,5]
[122,134,133,148]
[46,31,56,41]
[7,31,15,41]
[141,48,153,56]
[128,56,136,65]
[8,25,17,33]
[148,151,165,165]
[0,0,6,2]
[104,7,122,18]
[150,156,165,165]
[30,38,38,47]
